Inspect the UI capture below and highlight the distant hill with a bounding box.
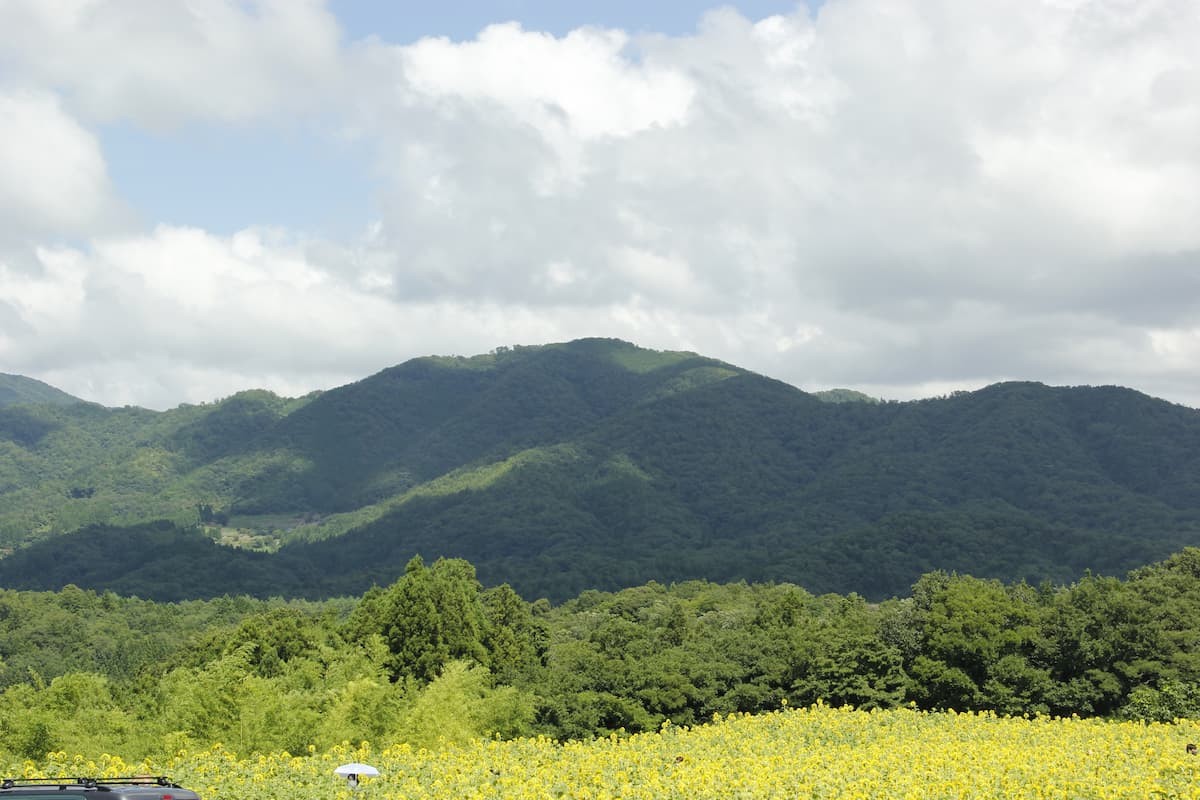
[812,388,881,404]
[1,339,1198,602]
[0,373,84,407]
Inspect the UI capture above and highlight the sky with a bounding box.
[1,0,1198,410]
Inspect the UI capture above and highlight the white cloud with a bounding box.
[0,89,122,237]
[0,223,804,407]
[2,0,1200,409]
[399,23,695,140]
[0,0,346,126]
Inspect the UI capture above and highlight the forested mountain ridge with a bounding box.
[0,341,747,543]
[1,338,1198,602]
[0,373,84,407]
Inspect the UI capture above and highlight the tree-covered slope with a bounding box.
[0,374,84,407]
[0,389,311,543]
[279,376,1200,600]
[1,339,1198,601]
[0,340,738,544]
[812,388,881,404]
[236,341,713,512]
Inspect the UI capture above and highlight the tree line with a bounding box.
[3,549,1200,762]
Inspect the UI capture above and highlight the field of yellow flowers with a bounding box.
[14,704,1200,800]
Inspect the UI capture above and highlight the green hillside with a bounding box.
[0,373,84,407]
[1,339,1198,601]
[812,388,881,403]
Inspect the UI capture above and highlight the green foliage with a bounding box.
[379,557,488,681]
[0,583,274,688]
[3,341,1200,608]
[907,575,1049,712]
[0,374,83,408]
[787,594,908,709]
[396,660,535,746]
[482,583,547,684]
[1119,680,1200,722]
[0,521,316,601]
[2,549,1200,762]
[811,388,881,404]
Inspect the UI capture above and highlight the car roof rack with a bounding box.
[1,779,180,790]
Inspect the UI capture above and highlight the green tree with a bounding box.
[396,660,534,747]
[379,557,489,681]
[482,583,546,684]
[907,575,1051,713]
[789,594,908,709]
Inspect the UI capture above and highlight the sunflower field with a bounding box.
[9,704,1200,800]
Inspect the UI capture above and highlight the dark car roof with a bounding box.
[0,779,199,800]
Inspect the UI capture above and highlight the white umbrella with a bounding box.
[334,763,380,778]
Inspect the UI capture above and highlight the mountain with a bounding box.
[812,388,881,404]
[1,339,1199,602]
[0,373,84,407]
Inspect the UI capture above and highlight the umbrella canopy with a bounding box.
[334,764,380,777]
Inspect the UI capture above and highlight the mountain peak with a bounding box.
[0,373,85,408]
